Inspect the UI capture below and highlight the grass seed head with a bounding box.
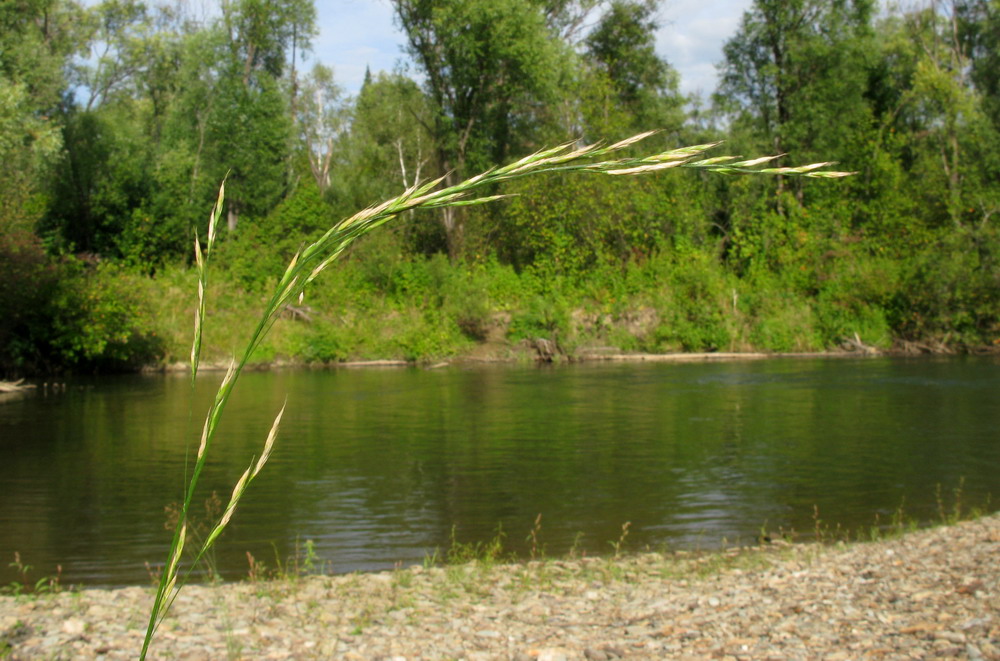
[604,130,659,152]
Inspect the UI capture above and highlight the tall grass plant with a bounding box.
[140,132,850,658]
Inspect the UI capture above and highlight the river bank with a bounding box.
[2,514,997,660]
[145,344,998,375]
[147,349,873,373]
[6,254,998,379]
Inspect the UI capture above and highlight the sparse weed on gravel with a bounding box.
[2,553,63,597]
[273,537,326,581]
[526,512,545,560]
[752,481,989,549]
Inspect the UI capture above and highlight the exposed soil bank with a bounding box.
[2,514,997,660]
[147,346,974,375]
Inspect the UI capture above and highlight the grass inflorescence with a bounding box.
[140,132,851,659]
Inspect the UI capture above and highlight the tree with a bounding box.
[43,1,197,260]
[297,63,347,194]
[220,0,317,86]
[72,0,150,111]
[0,0,81,112]
[350,72,434,194]
[210,0,316,230]
[0,0,79,235]
[894,2,1000,226]
[392,0,571,257]
[583,0,684,136]
[42,0,316,256]
[0,80,63,237]
[957,0,1000,131]
[206,73,292,231]
[715,0,876,166]
[712,0,877,276]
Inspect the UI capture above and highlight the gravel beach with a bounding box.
[1,513,997,660]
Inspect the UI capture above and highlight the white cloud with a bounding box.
[308,0,407,93]
[656,0,753,98]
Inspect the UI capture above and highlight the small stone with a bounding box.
[957,580,984,595]
[536,648,570,661]
[62,618,86,635]
[584,647,608,660]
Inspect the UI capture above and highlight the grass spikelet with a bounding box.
[190,182,225,385]
[207,180,223,251]
[218,468,251,530]
[195,418,209,461]
[681,155,738,167]
[759,162,835,174]
[805,169,855,178]
[427,194,513,208]
[497,141,576,174]
[603,161,687,175]
[254,404,285,478]
[730,154,785,168]
[604,129,660,152]
[651,142,723,160]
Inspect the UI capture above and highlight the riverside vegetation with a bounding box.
[2,0,1000,375]
[1,0,997,657]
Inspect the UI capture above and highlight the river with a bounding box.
[1,356,997,587]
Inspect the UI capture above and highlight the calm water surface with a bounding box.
[1,357,997,586]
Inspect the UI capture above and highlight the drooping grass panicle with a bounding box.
[141,131,852,659]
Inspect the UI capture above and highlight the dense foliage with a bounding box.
[2,0,999,375]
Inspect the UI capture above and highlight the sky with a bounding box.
[80,0,755,99]
[309,0,755,98]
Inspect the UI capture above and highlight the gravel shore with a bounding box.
[2,514,997,660]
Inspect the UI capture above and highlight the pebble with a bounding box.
[1,515,998,660]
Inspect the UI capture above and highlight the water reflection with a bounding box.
[0,357,997,586]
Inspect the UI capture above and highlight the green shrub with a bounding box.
[0,230,61,374]
[748,301,821,352]
[889,229,1000,347]
[812,255,900,349]
[507,295,572,343]
[293,323,351,363]
[644,251,732,352]
[216,180,332,290]
[389,310,461,361]
[48,262,163,370]
[0,231,161,374]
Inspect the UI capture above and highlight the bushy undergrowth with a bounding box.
[107,225,999,368]
[6,203,1000,374]
[0,230,161,376]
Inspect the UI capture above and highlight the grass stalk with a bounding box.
[138,132,850,659]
